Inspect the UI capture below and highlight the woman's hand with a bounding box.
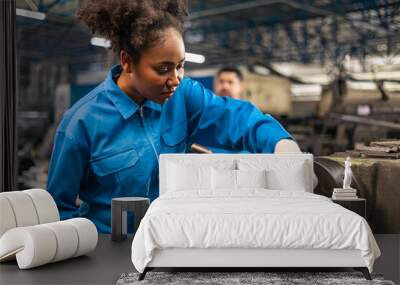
[274,139,301,153]
[274,139,318,189]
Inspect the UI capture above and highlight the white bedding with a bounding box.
[131,190,380,273]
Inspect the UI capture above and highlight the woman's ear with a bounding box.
[120,50,133,74]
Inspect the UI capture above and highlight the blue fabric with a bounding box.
[47,65,292,233]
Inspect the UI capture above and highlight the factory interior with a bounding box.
[1,0,400,284]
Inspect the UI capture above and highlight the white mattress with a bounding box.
[131,190,380,273]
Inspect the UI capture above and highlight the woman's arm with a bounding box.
[182,78,293,153]
[47,131,89,220]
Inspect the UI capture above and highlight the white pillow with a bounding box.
[212,168,237,190]
[211,169,267,190]
[236,169,267,189]
[237,158,310,192]
[266,162,307,191]
[167,162,212,191]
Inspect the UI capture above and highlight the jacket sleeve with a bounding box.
[47,131,89,220]
[183,78,293,153]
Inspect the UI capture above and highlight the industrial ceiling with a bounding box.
[15,0,400,71]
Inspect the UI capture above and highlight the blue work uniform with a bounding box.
[47,65,292,233]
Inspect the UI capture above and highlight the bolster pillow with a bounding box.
[0,218,98,269]
[0,189,59,237]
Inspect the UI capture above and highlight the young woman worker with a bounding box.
[47,0,301,233]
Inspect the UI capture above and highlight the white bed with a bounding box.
[131,154,380,280]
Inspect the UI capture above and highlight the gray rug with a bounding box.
[116,271,396,285]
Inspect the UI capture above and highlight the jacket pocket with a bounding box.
[91,148,139,178]
[161,120,187,151]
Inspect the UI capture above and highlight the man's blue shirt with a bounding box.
[47,65,292,233]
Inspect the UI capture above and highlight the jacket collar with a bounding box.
[104,65,162,120]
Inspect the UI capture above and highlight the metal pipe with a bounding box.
[329,113,400,130]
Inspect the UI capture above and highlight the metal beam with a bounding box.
[281,0,389,35]
[189,0,392,35]
[189,0,281,20]
[0,0,18,192]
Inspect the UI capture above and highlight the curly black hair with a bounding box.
[77,0,187,62]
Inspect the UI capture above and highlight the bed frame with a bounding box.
[138,248,371,280]
[138,154,372,281]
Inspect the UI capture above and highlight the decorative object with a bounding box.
[343,156,352,189]
[332,157,358,200]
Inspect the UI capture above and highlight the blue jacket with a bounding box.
[47,65,292,233]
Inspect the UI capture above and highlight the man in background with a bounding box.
[214,66,244,99]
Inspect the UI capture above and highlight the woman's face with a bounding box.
[120,27,185,104]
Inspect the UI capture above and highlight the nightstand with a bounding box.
[111,197,150,242]
[331,198,366,218]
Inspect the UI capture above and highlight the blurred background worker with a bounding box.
[214,66,244,99]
